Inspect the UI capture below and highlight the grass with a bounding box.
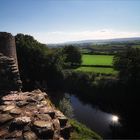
[132,45,140,48]
[82,54,114,66]
[70,119,102,140]
[75,67,117,74]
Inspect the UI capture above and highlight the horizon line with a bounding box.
[47,36,140,45]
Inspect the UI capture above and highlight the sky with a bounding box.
[0,0,140,44]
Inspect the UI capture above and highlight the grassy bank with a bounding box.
[70,119,102,140]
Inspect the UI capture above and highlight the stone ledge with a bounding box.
[0,89,72,139]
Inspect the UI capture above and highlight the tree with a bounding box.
[59,94,73,118]
[113,48,140,86]
[16,34,48,88]
[63,45,82,67]
[16,34,65,90]
[44,48,65,89]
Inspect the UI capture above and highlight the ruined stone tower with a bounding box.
[0,32,22,91]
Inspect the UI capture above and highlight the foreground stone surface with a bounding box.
[0,89,71,139]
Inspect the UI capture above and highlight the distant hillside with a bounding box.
[48,37,140,48]
[68,37,140,44]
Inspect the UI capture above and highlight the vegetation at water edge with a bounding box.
[70,119,102,140]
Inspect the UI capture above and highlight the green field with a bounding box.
[82,54,113,66]
[74,54,117,74]
[132,45,140,48]
[75,67,117,74]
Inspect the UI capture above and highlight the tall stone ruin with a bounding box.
[0,32,22,92]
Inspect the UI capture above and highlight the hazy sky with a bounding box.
[0,0,140,43]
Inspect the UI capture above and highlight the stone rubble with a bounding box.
[0,89,72,139]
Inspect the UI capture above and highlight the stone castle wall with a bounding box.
[0,32,22,91]
[0,32,18,65]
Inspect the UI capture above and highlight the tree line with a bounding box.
[16,33,140,91]
[16,34,82,91]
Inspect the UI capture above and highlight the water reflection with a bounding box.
[112,115,119,123]
[49,91,122,138]
[69,94,121,138]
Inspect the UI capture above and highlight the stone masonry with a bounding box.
[0,32,22,91]
[0,89,72,139]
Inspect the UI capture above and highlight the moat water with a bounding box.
[50,92,121,138]
[69,94,120,138]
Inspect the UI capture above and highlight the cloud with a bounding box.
[31,29,140,44]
